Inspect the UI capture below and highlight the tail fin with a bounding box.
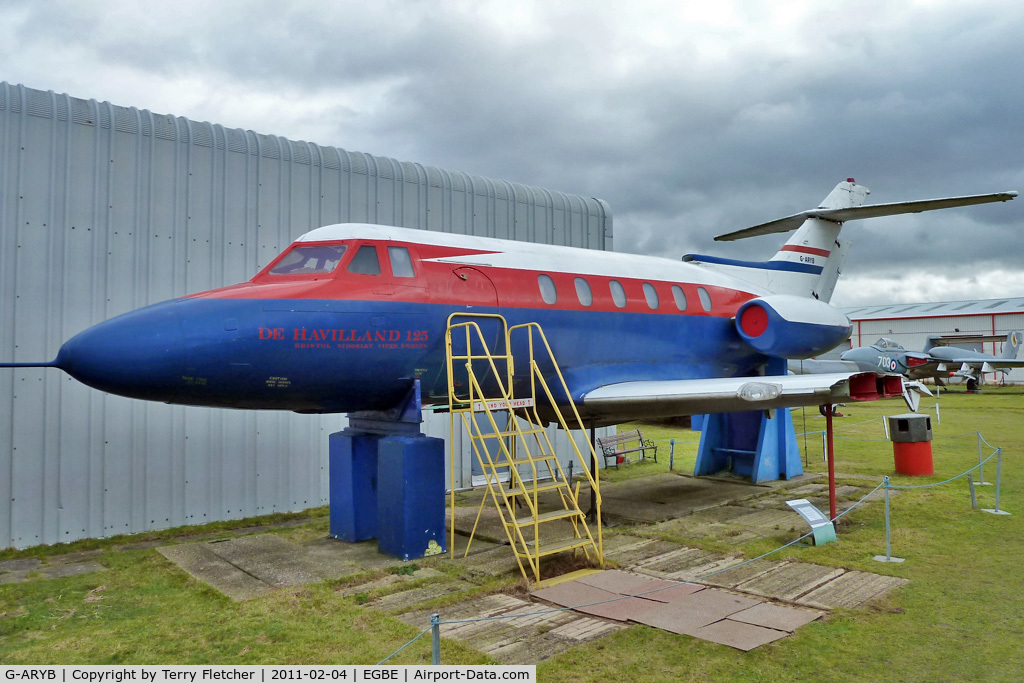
[683,180,868,302]
[1000,331,1022,359]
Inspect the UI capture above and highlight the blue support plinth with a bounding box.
[377,434,447,561]
[329,429,381,542]
[694,408,802,483]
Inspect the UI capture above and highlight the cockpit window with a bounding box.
[388,246,415,278]
[347,245,382,275]
[269,245,347,275]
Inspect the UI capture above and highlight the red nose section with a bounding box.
[739,304,769,338]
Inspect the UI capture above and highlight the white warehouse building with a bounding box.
[839,297,1024,384]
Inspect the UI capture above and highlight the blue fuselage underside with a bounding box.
[55,297,766,413]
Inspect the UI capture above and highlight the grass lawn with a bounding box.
[1,389,1022,680]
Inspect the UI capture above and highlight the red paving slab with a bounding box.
[532,579,662,622]
[729,602,824,632]
[634,581,705,603]
[690,619,790,651]
[575,570,702,602]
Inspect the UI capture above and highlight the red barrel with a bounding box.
[887,413,934,476]
[893,441,934,476]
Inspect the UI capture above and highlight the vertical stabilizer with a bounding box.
[765,180,869,301]
[1000,331,1022,359]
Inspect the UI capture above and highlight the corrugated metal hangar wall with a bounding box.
[0,82,613,549]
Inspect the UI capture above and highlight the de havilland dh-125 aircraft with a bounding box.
[841,331,1024,391]
[0,180,1016,424]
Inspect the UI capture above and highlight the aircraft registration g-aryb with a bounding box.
[1,180,1016,424]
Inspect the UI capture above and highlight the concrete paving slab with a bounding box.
[0,571,31,585]
[299,538,378,579]
[371,580,478,613]
[158,543,273,601]
[690,619,789,651]
[734,561,845,601]
[399,593,623,664]
[701,559,779,589]
[635,546,744,582]
[0,558,42,572]
[729,602,825,632]
[601,536,681,566]
[303,537,404,572]
[796,570,909,610]
[458,544,525,579]
[206,535,321,587]
[727,508,804,532]
[336,568,444,597]
[38,561,107,579]
[601,474,764,524]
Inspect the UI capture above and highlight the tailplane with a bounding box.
[690,180,1016,303]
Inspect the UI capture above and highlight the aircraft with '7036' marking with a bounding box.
[0,180,1015,424]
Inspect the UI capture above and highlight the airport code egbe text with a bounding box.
[4,672,252,682]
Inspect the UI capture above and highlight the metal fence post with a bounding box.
[874,477,904,563]
[968,474,977,510]
[431,613,441,665]
[977,432,991,485]
[669,438,675,471]
[983,448,1011,516]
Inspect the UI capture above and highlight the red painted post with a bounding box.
[826,407,837,522]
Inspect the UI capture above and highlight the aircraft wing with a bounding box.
[715,191,1018,241]
[580,372,904,423]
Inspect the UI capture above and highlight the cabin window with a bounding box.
[643,282,659,310]
[672,285,688,311]
[609,280,626,308]
[388,246,415,278]
[574,277,593,307]
[269,244,347,275]
[697,286,712,311]
[347,245,381,275]
[538,274,558,304]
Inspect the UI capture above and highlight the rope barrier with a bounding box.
[887,447,1000,490]
[377,625,432,665]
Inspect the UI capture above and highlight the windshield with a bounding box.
[268,245,348,275]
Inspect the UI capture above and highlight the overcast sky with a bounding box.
[3,0,1022,306]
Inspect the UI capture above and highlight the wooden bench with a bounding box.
[596,429,658,469]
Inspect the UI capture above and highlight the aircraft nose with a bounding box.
[55,300,188,401]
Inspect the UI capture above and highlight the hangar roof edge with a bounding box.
[842,297,1024,320]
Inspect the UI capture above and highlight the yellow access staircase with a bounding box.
[445,313,603,583]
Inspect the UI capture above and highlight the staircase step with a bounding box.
[470,427,547,440]
[521,537,596,558]
[482,454,559,469]
[514,508,584,526]
[487,480,570,496]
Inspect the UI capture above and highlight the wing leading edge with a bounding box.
[581,372,907,423]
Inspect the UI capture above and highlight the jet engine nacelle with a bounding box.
[735,294,851,359]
